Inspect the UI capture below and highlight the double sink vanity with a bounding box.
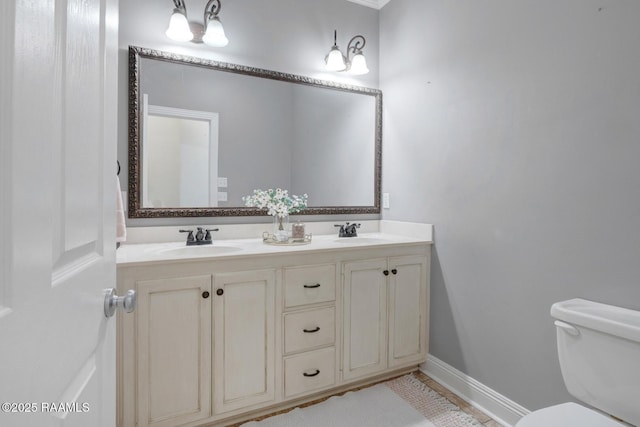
[116,222,432,427]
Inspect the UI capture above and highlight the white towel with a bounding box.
[116,176,127,243]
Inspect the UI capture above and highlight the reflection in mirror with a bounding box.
[128,46,382,218]
[142,97,219,208]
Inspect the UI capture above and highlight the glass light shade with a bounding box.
[325,47,347,72]
[166,10,193,42]
[349,52,369,75]
[202,17,229,47]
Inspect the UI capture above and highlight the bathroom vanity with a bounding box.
[116,230,431,427]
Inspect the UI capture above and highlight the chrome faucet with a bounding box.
[335,222,361,237]
[179,227,219,246]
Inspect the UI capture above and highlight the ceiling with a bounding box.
[346,0,391,10]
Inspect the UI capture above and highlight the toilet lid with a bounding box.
[517,402,625,427]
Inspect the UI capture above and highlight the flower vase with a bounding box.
[273,215,290,242]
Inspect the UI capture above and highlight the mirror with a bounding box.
[128,46,382,218]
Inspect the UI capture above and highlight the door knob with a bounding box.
[104,288,137,318]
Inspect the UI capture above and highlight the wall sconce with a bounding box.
[324,30,369,75]
[166,0,229,47]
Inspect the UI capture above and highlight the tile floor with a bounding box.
[412,371,503,427]
[229,370,503,427]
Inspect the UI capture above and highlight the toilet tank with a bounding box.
[551,298,640,426]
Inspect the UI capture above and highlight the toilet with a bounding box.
[516,298,640,427]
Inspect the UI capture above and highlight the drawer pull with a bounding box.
[303,369,321,377]
[303,283,321,289]
[303,326,321,333]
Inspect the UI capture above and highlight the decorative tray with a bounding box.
[262,232,312,246]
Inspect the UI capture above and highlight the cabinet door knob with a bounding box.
[383,270,390,276]
[216,288,224,296]
[303,369,320,377]
[391,269,398,275]
[202,291,210,299]
[303,326,321,333]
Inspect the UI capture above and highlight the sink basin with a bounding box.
[159,245,243,257]
[333,237,390,245]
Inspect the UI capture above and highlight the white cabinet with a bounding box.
[387,255,429,368]
[283,264,336,308]
[342,255,429,381]
[117,239,430,427]
[135,275,212,427]
[342,259,388,381]
[284,347,336,398]
[213,270,276,414]
[282,264,338,399]
[283,307,335,354]
[119,268,275,427]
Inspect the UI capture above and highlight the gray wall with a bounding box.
[119,0,380,226]
[380,0,640,411]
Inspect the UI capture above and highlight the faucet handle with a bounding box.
[195,227,206,241]
[342,222,361,237]
[204,228,219,240]
[179,229,195,242]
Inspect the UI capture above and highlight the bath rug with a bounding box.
[242,374,484,427]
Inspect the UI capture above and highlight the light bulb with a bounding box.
[325,47,347,72]
[349,52,369,75]
[166,9,193,42]
[202,17,228,47]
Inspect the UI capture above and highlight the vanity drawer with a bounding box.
[284,307,335,354]
[284,347,335,398]
[284,264,336,308]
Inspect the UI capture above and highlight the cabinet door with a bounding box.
[136,275,212,427]
[388,255,429,368]
[342,259,388,380]
[213,270,276,413]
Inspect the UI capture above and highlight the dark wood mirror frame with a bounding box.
[128,46,382,218]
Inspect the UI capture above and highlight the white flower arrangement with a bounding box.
[243,188,308,218]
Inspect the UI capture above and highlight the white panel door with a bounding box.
[388,255,428,368]
[213,270,276,414]
[342,259,388,381]
[0,0,118,426]
[136,276,212,427]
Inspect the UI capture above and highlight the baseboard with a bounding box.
[421,354,530,427]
